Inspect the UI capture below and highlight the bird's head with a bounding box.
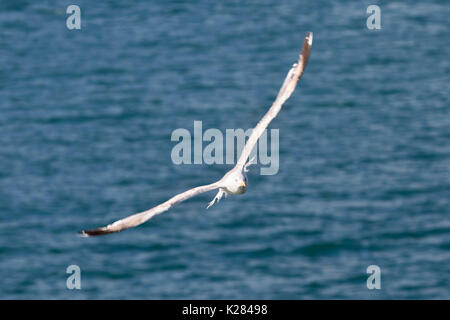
[223,170,248,195]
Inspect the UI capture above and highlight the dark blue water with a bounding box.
[0,0,449,299]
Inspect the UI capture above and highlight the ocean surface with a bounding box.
[0,0,449,299]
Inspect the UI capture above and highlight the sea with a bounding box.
[0,0,449,299]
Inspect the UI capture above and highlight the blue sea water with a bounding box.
[0,0,449,299]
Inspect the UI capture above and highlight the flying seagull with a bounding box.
[80,32,313,236]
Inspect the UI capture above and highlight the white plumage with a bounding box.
[80,32,313,236]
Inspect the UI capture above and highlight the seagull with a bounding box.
[80,32,313,236]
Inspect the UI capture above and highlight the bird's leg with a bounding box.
[244,156,257,173]
[207,188,226,209]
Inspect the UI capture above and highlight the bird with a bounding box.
[79,32,313,237]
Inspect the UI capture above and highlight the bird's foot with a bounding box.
[244,156,257,172]
[207,189,226,209]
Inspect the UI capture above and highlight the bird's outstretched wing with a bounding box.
[80,32,313,237]
[236,32,313,169]
[79,182,219,236]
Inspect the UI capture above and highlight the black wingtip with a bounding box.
[78,228,113,237]
[305,32,313,46]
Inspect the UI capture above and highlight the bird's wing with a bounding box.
[79,182,220,236]
[236,32,313,169]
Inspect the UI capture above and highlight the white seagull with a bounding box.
[80,32,313,236]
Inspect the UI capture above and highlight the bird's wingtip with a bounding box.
[78,226,117,237]
[306,32,313,45]
[78,228,107,237]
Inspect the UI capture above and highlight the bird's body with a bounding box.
[80,32,313,237]
[219,167,248,195]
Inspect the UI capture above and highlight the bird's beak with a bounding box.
[241,181,247,188]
